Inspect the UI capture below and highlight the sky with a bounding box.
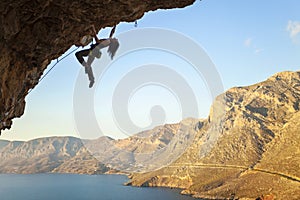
[2,0,300,141]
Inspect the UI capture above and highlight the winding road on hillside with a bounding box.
[167,163,300,183]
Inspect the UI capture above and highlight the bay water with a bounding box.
[0,174,196,200]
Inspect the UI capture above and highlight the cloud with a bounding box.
[254,48,264,54]
[244,37,263,54]
[244,38,252,47]
[287,20,300,38]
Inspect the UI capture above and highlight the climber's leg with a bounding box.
[75,49,90,66]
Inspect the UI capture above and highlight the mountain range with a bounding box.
[0,119,197,174]
[0,71,299,199]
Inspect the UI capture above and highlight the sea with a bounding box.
[0,174,196,200]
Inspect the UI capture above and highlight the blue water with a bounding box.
[0,174,196,200]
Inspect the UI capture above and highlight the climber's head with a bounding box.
[107,38,119,60]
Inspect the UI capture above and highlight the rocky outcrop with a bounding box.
[128,71,300,200]
[0,0,195,133]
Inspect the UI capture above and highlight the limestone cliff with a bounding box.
[0,0,195,133]
[128,71,300,200]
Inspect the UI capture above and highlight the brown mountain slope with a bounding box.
[255,111,300,179]
[128,71,300,200]
[0,137,83,173]
[0,119,199,174]
[84,119,199,173]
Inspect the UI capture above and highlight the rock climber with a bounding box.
[75,25,119,88]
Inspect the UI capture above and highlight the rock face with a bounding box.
[128,71,300,200]
[0,0,195,133]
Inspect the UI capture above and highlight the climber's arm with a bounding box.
[90,25,101,43]
[109,26,116,38]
